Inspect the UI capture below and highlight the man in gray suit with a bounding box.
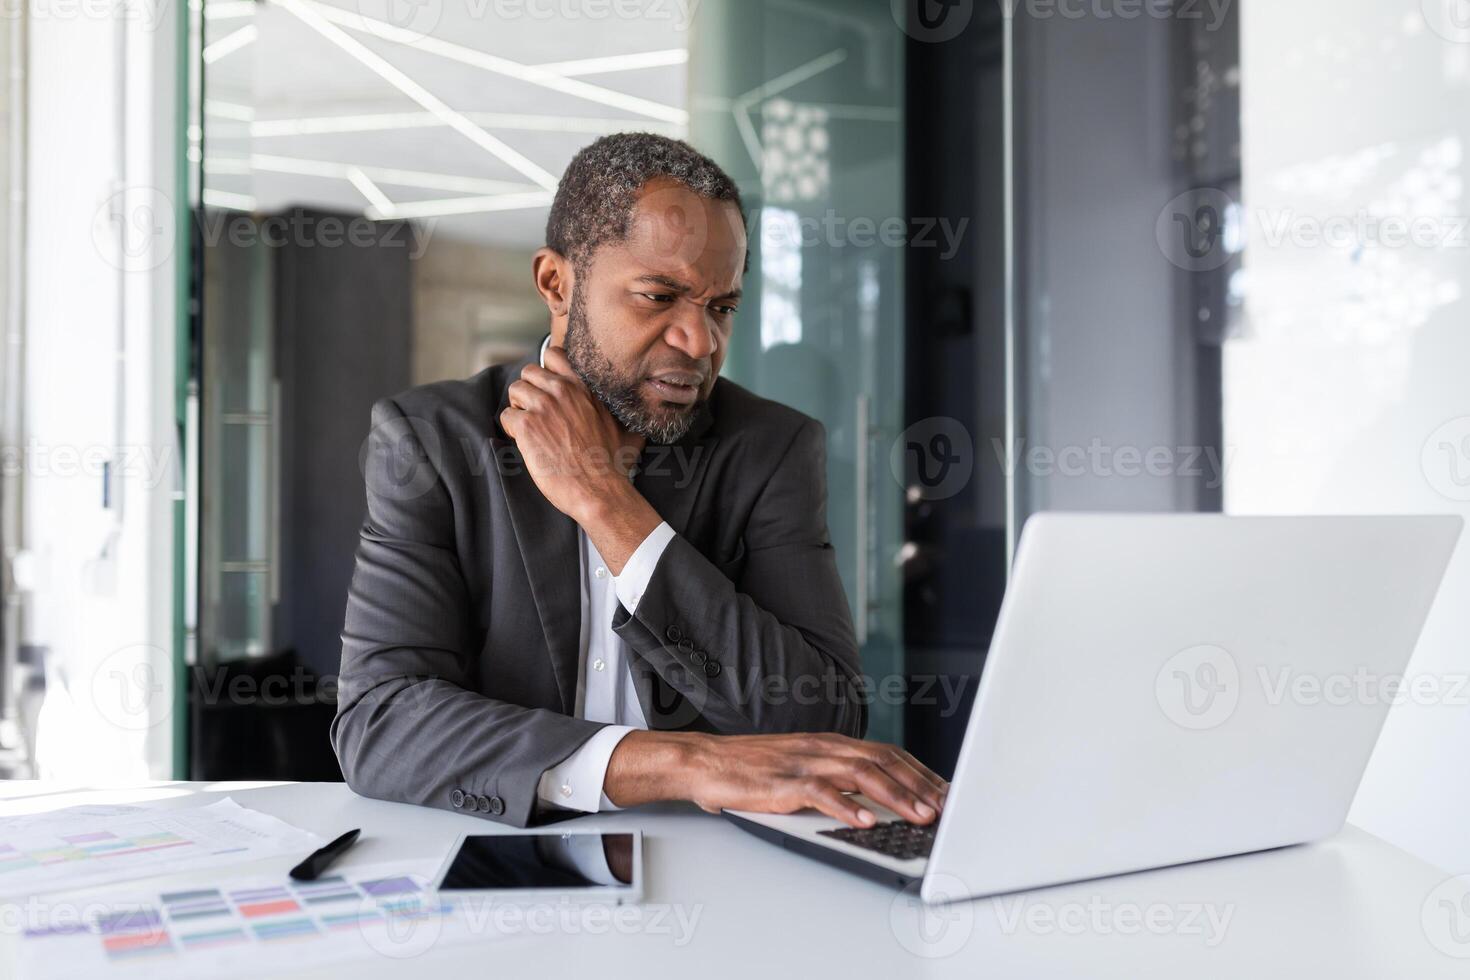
[334,134,947,830]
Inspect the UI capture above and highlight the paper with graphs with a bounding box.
[0,798,321,900]
[16,861,477,980]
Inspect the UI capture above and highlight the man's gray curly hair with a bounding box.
[545,132,744,270]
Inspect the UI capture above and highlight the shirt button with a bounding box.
[594,566,608,579]
[593,658,606,672]
[560,783,573,799]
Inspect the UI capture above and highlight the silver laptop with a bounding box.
[725,513,1462,903]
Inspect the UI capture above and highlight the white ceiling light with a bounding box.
[291,0,688,125]
[347,167,396,215]
[202,23,257,64]
[208,153,538,196]
[203,99,255,121]
[247,110,684,139]
[272,0,561,191]
[203,189,258,211]
[533,48,689,77]
[203,0,258,20]
[366,191,556,221]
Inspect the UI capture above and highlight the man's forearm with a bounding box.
[574,480,663,576]
[602,729,711,808]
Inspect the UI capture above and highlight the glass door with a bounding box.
[689,0,906,744]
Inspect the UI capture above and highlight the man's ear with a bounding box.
[532,248,574,328]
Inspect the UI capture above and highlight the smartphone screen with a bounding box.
[438,833,637,891]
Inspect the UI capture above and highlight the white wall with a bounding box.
[25,1,179,780]
[1233,0,1470,872]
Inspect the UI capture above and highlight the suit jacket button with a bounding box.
[489,796,505,816]
[451,789,466,808]
[677,638,694,653]
[690,650,708,666]
[476,795,491,812]
[704,660,722,678]
[665,625,682,642]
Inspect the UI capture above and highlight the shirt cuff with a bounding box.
[612,521,675,614]
[536,725,636,813]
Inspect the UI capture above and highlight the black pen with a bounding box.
[289,829,362,881]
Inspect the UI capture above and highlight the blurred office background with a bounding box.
[2,0,1469,874]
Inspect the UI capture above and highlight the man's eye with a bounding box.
[712,305,739,316]
[641,293,676,304]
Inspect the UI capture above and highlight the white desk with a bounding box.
[1,781,1464,978]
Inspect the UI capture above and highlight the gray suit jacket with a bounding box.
[332,354,865,827]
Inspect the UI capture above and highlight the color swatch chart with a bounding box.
[1,827,193,874]
[0,800,322,900]
[18,862,480,980]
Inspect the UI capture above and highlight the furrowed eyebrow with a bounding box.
[636,274,690,293]
[635,275,742,302]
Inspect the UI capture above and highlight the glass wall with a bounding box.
[689,0,907,745]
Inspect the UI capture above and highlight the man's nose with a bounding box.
[663,304,718,361]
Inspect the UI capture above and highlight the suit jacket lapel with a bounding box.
[491,356,723,721]
[634,398,718,538]
[491,355,582,715]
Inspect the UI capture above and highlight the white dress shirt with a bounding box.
[532,336,675,812]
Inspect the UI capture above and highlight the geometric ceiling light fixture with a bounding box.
[346,166,396,214]
[293,0,688,125]
[364,189,556,221]
[531,48,689,77]
[246,110,684,140]
[272,0,561,190]
[203,0,258,21]
[208,153,541,197]
[202,24,258,64]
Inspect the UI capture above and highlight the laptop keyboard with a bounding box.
[818,820,936,861]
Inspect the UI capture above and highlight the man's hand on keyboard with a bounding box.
[604,731,949,828]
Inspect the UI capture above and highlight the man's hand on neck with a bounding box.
[499,346,663,575]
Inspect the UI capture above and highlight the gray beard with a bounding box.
[563,288,704,445]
